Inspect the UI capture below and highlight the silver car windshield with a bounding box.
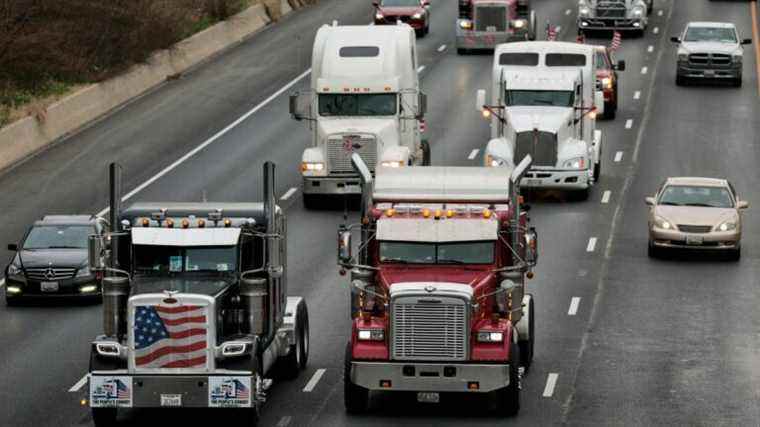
[684,27,737,43]
[658,185,734,208]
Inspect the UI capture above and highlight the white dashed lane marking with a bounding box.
[277,416,292,427]
[280,187,298,201]
[647,45,654,53]
[641,66,648,75]
[543,373,559,397]
[653,27,659,35]
[601,190,611,204]
[568,297,581,316]
[634,90,641,100]
[468,149,479,160]
[68,374,89,393]
[586,237,597,252]
[438,44,447,52]
[658,10,663,17]
[625,119,633,129]
[614,151,624,162]
[565,9,571,15]
[417,65,425,73]
[303,369,326,392]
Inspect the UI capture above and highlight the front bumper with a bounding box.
[578,18,645,31]
[302,175,364,196]
[650,228,740,250]
[5,276,101,298]
[376,18,425,29]
[456,30,530,50]
[350,361,509,393]
[677,63,741,80]
[521,168,592,190]
[89,373,255,408]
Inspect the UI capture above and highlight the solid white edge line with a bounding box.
[543,373,559,397]
[601,190,611,204]
[277,416,293,427]
[625,119,633,129]
[586,237,597,252]
[417,65,426,73]
[96,68,313,217]
[641,66,648,74]
[614,151,623,162]
[468,149,479,160]
[647,45,654,53]
[438,44,447,52]
[303,368,326,392]
[568,297,581,316]
[653,27,659,35]
[0,278,4,288]
[68,374,89,393]
[565,9,572,15]
[634,90,641,100]
[658,10,663,16]
[280,187,298,201]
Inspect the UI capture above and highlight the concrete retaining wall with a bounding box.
[0,2,309,173]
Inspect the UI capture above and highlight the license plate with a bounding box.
[686,235,703,245]
[523,178,542,186]
[704,70,715,78]
[40,281,59,292]
[160,394,182,407]
[486,25,497,32]
[417,392,440,403]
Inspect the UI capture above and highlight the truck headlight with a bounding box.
[601,77,612,89]
[459,19,473,30]
[512,19,526,29]
[301,162,324,173]
[732,53,742,63]
[654,215,673,230]
[357,329,385,341]
[632,8,644,17]
[375,12,383,20]
[562,157,586,170]
[678,52,689,62]
[412,12,423,20]
[579,6,590,16]
[716,220,737,232]
[477,331,504,343]
[380,160,404,168]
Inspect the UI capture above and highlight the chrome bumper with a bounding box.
[677,63,741,79]
[350,361,509,393]
[521,168,592,190]
[578,18,645,30]
[650,229,740,250]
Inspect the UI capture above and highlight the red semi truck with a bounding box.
[338,154,538,415]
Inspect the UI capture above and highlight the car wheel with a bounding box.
[415,28,424,38]
[604,100,616,119]
[648,240,659,258]
[344,342,369,413]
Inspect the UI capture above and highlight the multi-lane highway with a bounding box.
[1,0,759,425]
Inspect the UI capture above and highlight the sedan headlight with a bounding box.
[716,220,737,232]
[477,331,504,343]
[579,6,591,16]
[357,329,385,341]
[654,215,673,230]
[7,263,22,277]
[301,162,324,173]
[380,160,404,168]
[732,53,743,63]
[512,19,526,29]
[459,19,473,30]
[562,157,586,170]
[76,266,91,278]
[412,12,423,20]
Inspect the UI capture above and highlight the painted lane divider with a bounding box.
[303,368,326,392]
[417,65,425,73]
[438,44,447,52]
[614,151,624,162]
[586,237,597,252]
[468,149,479,160]
[647,45,654,53]
[68,374,89,393]
[641,66,648,75]
[565,9,571,15]
[543,373,559,397]
[658,10,663,17]
[568,297,581,316]
[625,119,633,129]
[280,187,298,201]
[601,190,611,204]
[277,416,292,427]
[634,90,641,100]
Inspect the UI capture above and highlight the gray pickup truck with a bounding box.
[671,22,752,87]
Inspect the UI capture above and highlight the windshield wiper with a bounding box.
[659,202,682,206]
[684,203,716,208]
[437,259,466,265]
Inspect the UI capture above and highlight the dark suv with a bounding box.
[5,215,106,305]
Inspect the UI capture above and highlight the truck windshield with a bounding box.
[23,225,92,249]
[134,245,238,274]
[318,94,397,116]
[506,90,574,107]
[379,241,494,264]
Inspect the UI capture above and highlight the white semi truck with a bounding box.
[290,23,429,209]
[477,41,604,200]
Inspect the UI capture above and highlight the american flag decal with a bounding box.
[133,304,207,369]
[610,31,622,51]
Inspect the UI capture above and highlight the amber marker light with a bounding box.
[181,219,190,229]
[422,208,431,218]
[385,208,395,217]
[224,219,232,228]
[165,219,174,228]
[197,219,206,228]
[141,218,150,227]
[446,209,455,218]
[483,209,492,219]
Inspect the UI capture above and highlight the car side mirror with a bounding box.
[742,38,752,45]
[7,243,17,251]
[372,1,379,7]
[737,200,749,209]
[421,0,430,7]
[338,230,352,264]
[616,60,626,71]
[670,36,681,44]
[289,92,313,121]
[645,197,655,206]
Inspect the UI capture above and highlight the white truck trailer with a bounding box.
[477,41,604,200]
[290,23,429,209]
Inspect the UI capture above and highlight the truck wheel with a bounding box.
[421,139,431,166]
[303,193,319,210]
[280,302,309,379]
[91,408,117,427]
[492,342,520,416]
[573,187,590,202]
[518,295,534,371]
[344,342,369,413]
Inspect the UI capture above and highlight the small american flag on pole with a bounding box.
[134,303,207,369]
[610,31,622,51]
[546,24,558,41]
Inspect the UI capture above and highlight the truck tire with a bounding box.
[280,302,309,379]
[421,139,431,166]
[492,342,520,416]
[91,408,117,427]
[573,187,590,202]
[593,161,601,183]
[303,193,319,210]
[518,296,534,371]
[344,342,369,413]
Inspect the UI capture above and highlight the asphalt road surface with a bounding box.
[0,0,758,425]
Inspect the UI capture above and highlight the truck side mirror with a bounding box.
[737,200,749,209]
[525,227,538,266]
[742,38,752,45]
[338,230,352,264]
[670,36,681,44]
[476,89,486,112]
[417,92,427,118]
[7,243,17,251]
[645,196,655,206]
[289,92,311,121]
[88,235,105,271]
[616,60,626,71]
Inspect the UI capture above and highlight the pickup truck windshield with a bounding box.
[134,245,238,274]
[379,241,494,264]
[684,27,737,43]
[319,94,397,116]
[506,90,574,107]
[23,225,92,250]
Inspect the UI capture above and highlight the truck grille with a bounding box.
[25,267,77,281]
[515,131,557,167]
[689,53,732,68]
[391,298,468,361]
[475,6,507,32]
[677,225,713,234]
[327,136,377,173]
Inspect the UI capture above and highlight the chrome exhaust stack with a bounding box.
[104,163,129,339]
[351,153,373,265]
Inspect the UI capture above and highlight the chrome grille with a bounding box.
[475,6,506,32]
[326,136,377,173]
[391,298,467,361]
[25,267,77,281]
[689,53,732,68]
[515,131,557,167]
[678,225,713,234]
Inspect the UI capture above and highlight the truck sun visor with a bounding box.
[339,46,380,57]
